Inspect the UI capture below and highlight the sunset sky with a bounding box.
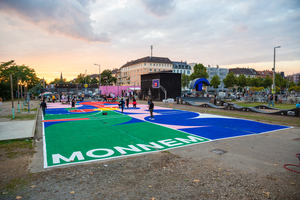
[0,0,299,82]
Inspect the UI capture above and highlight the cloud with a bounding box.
[141,0,175,17]
[0,0,112,42]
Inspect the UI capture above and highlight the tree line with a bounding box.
[181,63,300,93]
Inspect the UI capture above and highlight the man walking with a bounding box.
[119,98,125,113]
[148,99,154,120]
[40,98,47,117]
[268,94,274,107]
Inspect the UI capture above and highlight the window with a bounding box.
[144,63,146,66]
[177,70,179,73]
[187,71,190,74]
[159,69,161,71]
[180,70,182,73]
[159,64,161,66]
[150,69,152,71]
[150,63,152,66]
[154,69,156,72]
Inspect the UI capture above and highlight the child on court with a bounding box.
[71,97,76,111]
[132,97,137,109]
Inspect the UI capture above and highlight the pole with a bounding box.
[20,81,23,109]
[27,83,30,113]
[17,77,20,113]
[10,74,15,118]
[273,47,276,92]
[273,46,281,94]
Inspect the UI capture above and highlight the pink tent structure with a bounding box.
[99,85,141,97]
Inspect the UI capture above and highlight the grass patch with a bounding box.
[0,139,34,159]
[234,102,295,109]
[22,107,38,112]
[2,178,30,192]
[161,151,171,154]
[0,114,36,120]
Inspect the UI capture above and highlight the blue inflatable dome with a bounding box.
[189,78,210,91]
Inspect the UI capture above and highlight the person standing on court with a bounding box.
[126,97,129,109]
[52,94,56,103]
[132,97,137,109]
[40,98,47,117]
[71,97,76,111]
[268,94,274,107]
[148,99,154,120]
[119,98,125,113]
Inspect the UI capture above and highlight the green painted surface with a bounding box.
[44,111,210,167]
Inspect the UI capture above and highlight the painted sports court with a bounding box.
[42,101,290,168]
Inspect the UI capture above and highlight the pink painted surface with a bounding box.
[99,86,140,97]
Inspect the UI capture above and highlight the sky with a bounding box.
[0,0,299,82]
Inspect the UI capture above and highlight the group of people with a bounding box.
[118,97,137,112]
[118,97,154,119]
[40,96,77,117]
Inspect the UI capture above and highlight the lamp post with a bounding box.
[85,70,87,93]
[272,46,281,94]
[94,63,101,95]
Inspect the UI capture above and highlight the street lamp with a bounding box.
[272,46,281,93]
[94,63,101,86]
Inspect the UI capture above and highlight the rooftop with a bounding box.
[121,56,173,68]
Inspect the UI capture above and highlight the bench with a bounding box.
[106,98,116,102]
[61,99,69,104]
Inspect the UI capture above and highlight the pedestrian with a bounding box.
[268,94,274,107]
[132,97,137,109]
[71,97,76,111]
[52,94,56,103]
[40,98,47,117]
[119,98,125,113]
[126,97,129,109]
[81,93,84,101]
[275,94,278,103]
[148,99,154,120]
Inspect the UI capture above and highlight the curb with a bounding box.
[31,102,39,138]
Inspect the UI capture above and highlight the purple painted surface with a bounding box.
[99,86,141,96]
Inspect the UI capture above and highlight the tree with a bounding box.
[237,74,247,88]
[0,60,41,100]
[210,75,221,92]
[190,63,208,80]
[75,73,85,83]
[91,77,98,84]
[50,78,67,84]
[101,69,116,85]
[263,75,273,88]
[223,72,236,91]
[181,74,190,89]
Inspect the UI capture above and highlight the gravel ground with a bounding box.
[0,100,299,200]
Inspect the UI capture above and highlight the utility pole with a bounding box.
[17,77,20,113]
[10,74,15,118]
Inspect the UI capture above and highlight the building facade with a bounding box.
[172,61,191,75]
[206,65,229,92]
[119,56,173,86]
[229,68,258,78]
